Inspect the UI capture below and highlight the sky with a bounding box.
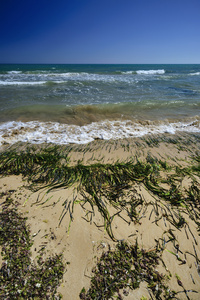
[0,0,200,64]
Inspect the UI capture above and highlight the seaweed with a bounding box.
[0,198,65,299]
[1,147,200,239]
[79,241,174,300]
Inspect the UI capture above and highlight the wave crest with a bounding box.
[190,72,200,76]
[136,69,165,75]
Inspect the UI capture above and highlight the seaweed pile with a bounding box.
[80,241,174,300]
[0,195,65,299]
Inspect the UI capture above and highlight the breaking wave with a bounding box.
[190,72,200,76]
[136,69,165,75]
[0,119,199,146]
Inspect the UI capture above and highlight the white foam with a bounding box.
[190,72,200,76]
[0,81,46,86]
[121,71,135,74]
[0,119,199,146]
[7,71,22,74]
[136,69,165,75]
[0,71,139,85]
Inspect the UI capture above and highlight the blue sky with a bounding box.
[0,0,200,63]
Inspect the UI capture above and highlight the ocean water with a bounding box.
[0,64,200,145]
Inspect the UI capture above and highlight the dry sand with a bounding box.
[1,132,200,299]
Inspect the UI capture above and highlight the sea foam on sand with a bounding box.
[0,119,200,146]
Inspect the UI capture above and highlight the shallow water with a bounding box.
[0,64,200,145]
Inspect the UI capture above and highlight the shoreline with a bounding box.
[0,117,200,147]
[1,131,200,164]
[1,132,200,299]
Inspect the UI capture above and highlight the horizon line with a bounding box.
[1,62,200,65]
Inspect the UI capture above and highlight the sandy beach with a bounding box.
[1,132,200,299]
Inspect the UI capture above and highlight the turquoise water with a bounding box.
[0,64,200,145]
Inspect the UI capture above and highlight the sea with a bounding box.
[0,64,200,146]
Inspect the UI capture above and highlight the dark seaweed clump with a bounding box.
[79,241,174,300]
[0,198,65,299]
